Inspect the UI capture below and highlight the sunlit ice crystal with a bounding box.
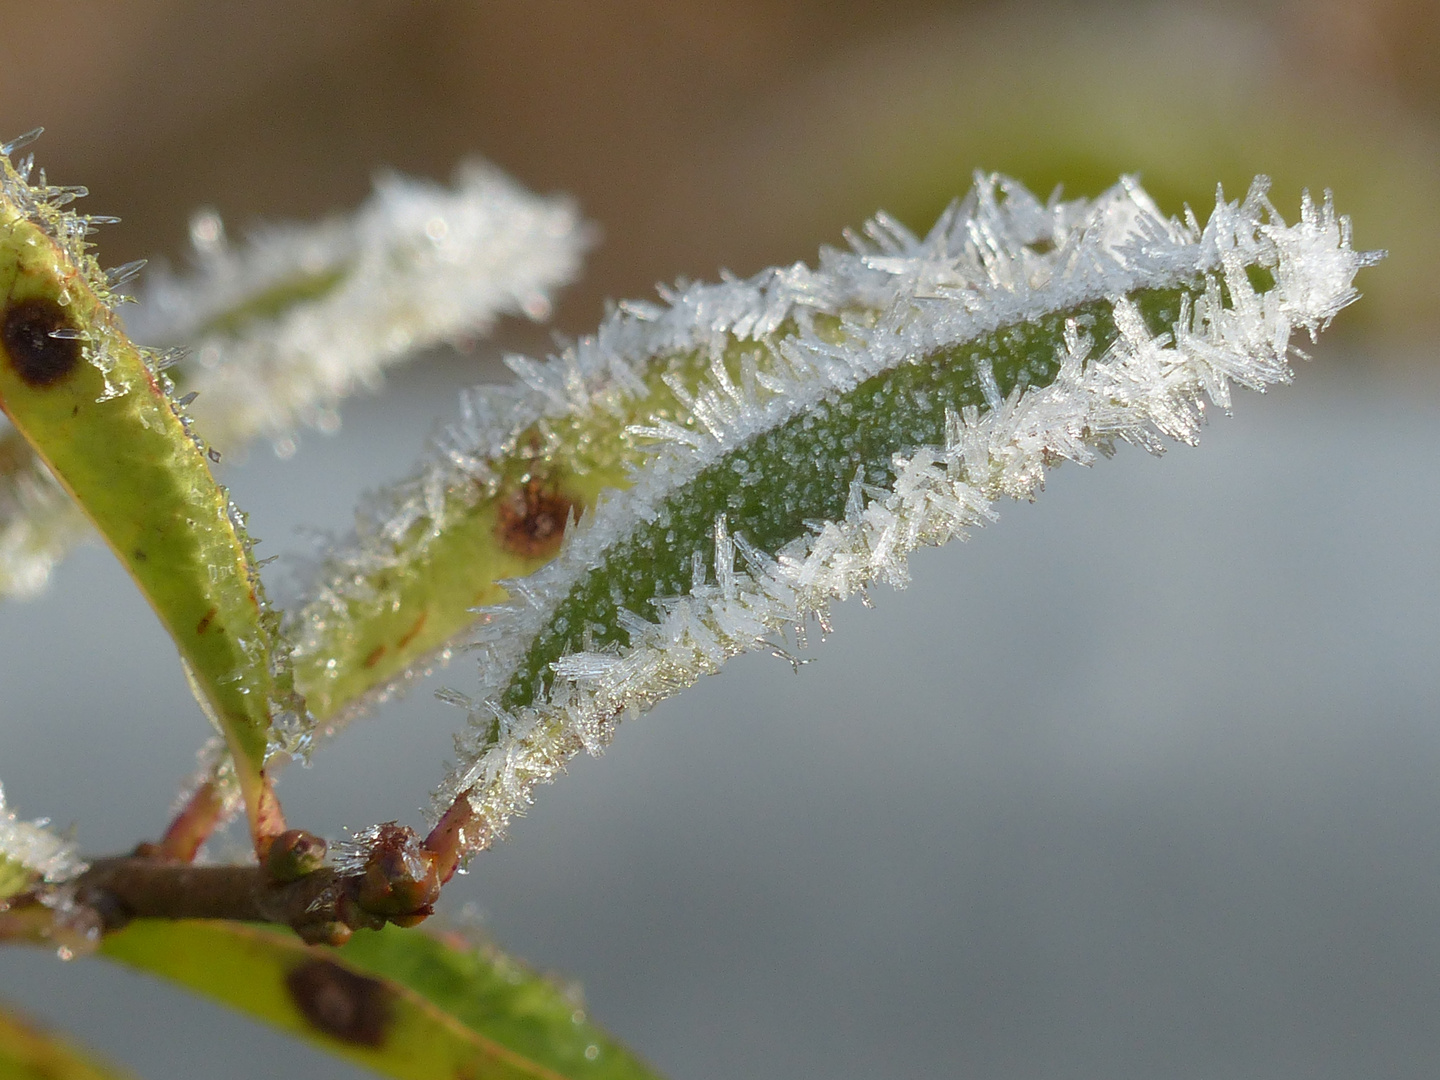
[415,174,1379,862]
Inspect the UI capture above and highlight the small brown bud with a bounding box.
[266,829,328,882]
[353,823,441,919]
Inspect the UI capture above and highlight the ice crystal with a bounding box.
[0,783,84,898]
[401,174,1377,860]
[123,162,593,455]
[0,130,123,313]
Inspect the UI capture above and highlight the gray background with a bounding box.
[2,347,1438,1079]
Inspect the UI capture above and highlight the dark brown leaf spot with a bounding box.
[362,643,386,669]
[497,480,574,559]
[286,958,393,1048]
[2,297,82,388]
[195,605,219,635]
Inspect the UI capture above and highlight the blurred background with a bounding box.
[1,1,1439,1077]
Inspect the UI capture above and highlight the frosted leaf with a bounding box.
[407,175,1378,861]
[0,783,85,899]
[123,162,594,455]
[0,133,166,600]
[0,161,589,602]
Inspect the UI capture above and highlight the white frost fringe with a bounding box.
[0,783,84,888]
[429,175,1378,858]
[124,162,593,455]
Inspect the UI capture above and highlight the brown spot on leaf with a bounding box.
[195,605,219,635]
[286,957,394,1047]
[497,479,574,559]
[395,611,428,651]
[2,297,83,388]
[363,643,387,669]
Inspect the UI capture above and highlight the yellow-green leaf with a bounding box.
[99,920,662,1080]
[0,146,288,845]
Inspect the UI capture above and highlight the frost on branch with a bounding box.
[402,175,1377,864]
[123,162,593,456]
[0,784,83,900]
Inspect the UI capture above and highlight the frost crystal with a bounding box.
[123,162,593,454]
[0,783,84,896]
[0,424,88,598]
[410,175,1377,860]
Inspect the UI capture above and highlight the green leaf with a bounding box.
[0,146,290,846]
[417,177,1379,860]
[98,920,663,1080]
[0,1000,138,1080]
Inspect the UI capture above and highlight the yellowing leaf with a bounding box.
[99,920,662,1080]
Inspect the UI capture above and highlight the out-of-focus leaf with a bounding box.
[99,920,663,1080]
[0,1001,138,1080]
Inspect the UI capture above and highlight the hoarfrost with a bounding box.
[124,162,594,455]
[414,174,1378,861]
[0,783,85,892]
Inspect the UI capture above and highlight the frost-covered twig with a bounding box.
[0,147,1379,945]
[397,175,1379,870]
